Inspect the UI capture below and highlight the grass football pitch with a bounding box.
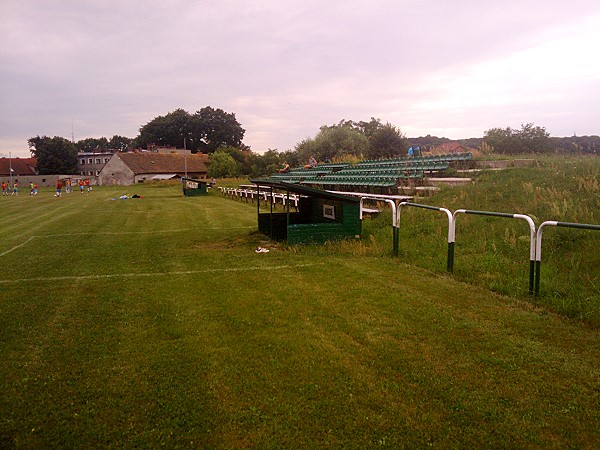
[1,184,598,448]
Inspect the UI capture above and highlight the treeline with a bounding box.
[408,132,600,155]
[550,135,600,154]
[27,106,599,176]
[206,118,410,178]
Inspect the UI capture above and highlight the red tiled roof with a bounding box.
[0,157,37,176]
[116,152,208,174]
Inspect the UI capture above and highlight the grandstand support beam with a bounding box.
[453,210,537,295]
[286,188,290,231]
[360,197,398,256]
[256,183,261,218]
[397,203,453,271]
[535,221,600,296]
[270,186,274,240]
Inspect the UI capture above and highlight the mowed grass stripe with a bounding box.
[2,256,598,447]
[0,236,36,257]
[0,262,321,284]
[1,183,599,448]
[3,187,259,277]
[0,199,82,242]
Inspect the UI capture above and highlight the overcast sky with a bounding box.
[1,0,599,158]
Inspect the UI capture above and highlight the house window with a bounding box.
[104,158,109,163]
[81,171,85,176]
[89,171,94,176]
[96,171,100,176]
[88,158,93,164]
[95,158,101,164]
[81,159,86,165]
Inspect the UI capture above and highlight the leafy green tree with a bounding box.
[367,123,408,158]
[137,109,194,151]
[550,135,600,154]
[247,149,283,177]
[137,107,245,153]
[28,136,78,174]
[297,118,407,162]
[193,107,245,153]
[483,127,514,154]
[279,149,301,169]
[353,118,382,139]
[75,137,109,152]
[217,146,253,175]
[294,138,319,165]
[484,123,551,154]
[518,123,551,154]
[207,150,241,178]
[312,126,369,161]
[108,135,132,151]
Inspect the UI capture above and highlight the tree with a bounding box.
[136,107,245,153]
[108,135,132,151]
[312,126,370,161]
[207,150,241,178]
[247,149,283,177]
[74,135,132,152]
[294,138,319,165]
[75,137,109,152]
[217,146,252,175]
[137,109,194,151]
[28,136,78,174]
[279,149,301,169]
[353,118,382,139]
[483,123,551,154]
[550,135,600,154]
[297,118,407,162]
[192,107,245,153]
[367,122,408,159]
[518,123,551,154]
[483,127,514,154]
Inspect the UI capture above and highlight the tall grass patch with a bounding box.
[361,156,600,324]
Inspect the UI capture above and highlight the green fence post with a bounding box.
[447,241,455,273]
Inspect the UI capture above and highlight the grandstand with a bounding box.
[267,153,474,194]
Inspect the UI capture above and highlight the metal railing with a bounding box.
[452,210,537,295]
[397,202,453,271]
[360,197,398,256]
[379,204,596,297]
[535,221,600,296]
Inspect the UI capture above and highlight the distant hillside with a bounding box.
[407,135,483,152]
[408,135,600,154]
[551,135,600,154]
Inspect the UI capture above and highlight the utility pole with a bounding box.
[9,151,13,188]
[184,138,188,178]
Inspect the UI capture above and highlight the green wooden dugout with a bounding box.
[182,177,208,196]
[250,179,362,244]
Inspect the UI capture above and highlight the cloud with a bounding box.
[1,0,599,157]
